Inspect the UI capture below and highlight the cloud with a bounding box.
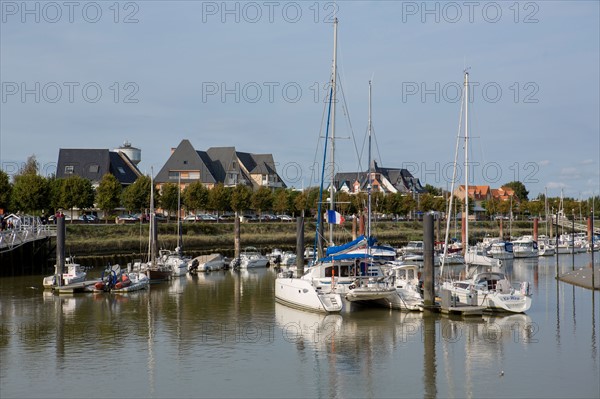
[546,181,567,190]
[580,159,595,165]
[538,160,551,166]
[559,167,581,179]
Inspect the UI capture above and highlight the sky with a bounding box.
[1,0,599,200]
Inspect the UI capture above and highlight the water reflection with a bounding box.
[1,257,599,398]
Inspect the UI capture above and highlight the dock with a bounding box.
[54,280,99,294]
[439,289,484,317]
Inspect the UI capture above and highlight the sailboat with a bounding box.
[163,174,190,277]
[275,20,395,313]
[440,71,532,313]
[141,172,172,281]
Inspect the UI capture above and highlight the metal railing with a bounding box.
[0,224,57,253]
[551,214,600,234]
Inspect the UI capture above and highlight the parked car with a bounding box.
[117,214,138,223]
[259,214,277,222]
[198,214,217,222]
[183,214,198,222]
[78,214,98,223]
[219,213,236,221]
[277,214,294,222]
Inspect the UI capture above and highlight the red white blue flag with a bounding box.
[327,210,345,224]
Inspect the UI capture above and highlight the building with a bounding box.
[334,161,425,195]
[56,147,142,187]
[453,185,517,220]
[154,139,286,191]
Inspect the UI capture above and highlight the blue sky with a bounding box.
[1,1,598,200]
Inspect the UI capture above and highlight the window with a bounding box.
[183,160,188,165]
[117,167,126,174]
[89,164,99,173]
[64,165,74,174]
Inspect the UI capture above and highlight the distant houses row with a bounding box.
[56,139,427,195]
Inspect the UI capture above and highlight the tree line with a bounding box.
[1,156,597,222]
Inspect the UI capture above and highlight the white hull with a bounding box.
[189,254,225,272]
[275,277,343,313]
[465,250,501,267]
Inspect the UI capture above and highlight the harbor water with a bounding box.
[1,254,599,398]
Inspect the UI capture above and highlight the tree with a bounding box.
[294,190,309,216]
[423,184,442,196]
[122,175,153,213]
[273,189,290,215]
[207,183,231,217]
[96,174,122,223]
[61,175,94,221]
[20,154,39,175]
[0,170,12,211]
[183,182,209,213]
[503,181,529,201]
[160,183,180,220]
[11,174,49,213]
[230,185,252,214]
[251,187,273,215]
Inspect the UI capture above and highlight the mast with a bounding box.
[328,17,338,245]
[464,71,470,256]
[367,80,373,243]
[177,172,182,253]
[149,168,156,267]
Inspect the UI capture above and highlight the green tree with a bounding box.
[20,154,39,175]
[96,174,122,223]
[294,190,309,216]
[423,184,442,196]
[183,182,209,213]
[207,183,231,217]
[252,187,273,215]
[503,181,529,201]
[61,175,94,221]
[230,185,252,214]
[160,183,180,220]
[122,175,153,213]
[0,170,12,211]
[11,174,49,213]
[273,188,290,215]
[336,191,352,215]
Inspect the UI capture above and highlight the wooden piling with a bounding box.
[296,217,304,276]
[423,213,435,306]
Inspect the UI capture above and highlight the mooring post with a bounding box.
[423,213,435,306]
[234,211,241,261]
[56,215,65,287]
[296,216,305,276]
[533,217,539,242]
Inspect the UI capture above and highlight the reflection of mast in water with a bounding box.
[592,290,597,364]
[146,290,156,396]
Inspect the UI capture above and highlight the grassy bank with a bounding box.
[63,219,539,260]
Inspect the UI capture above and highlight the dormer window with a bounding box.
[64,165,74,174]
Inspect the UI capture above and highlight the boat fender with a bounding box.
[520,281,530,296]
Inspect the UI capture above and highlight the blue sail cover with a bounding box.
[325,235,378,256]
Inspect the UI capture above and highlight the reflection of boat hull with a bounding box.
[275,277,343,313]
[146,268,172,281]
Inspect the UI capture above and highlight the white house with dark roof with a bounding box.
[154,140,286,190]
[56,148,142,187]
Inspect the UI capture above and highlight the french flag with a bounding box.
[327,210,345,224]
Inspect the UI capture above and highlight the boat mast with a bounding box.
[329,17,338,246]
[367,80,373,245]
[464,71,470,259]
[177,172,182,252]
[149,169,156,267]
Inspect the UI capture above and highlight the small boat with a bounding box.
[441,270,531,313]
[188,253,225,272]
[537,235,556,256]
[512,236,539,258]
[489,241,514,259]
[43,257,87,289]
[93,265,149,292]
[237,247,269,269]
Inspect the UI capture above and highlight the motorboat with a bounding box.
[238,247,269,268]
[43,257,87,288]
[488,241,514,259]
[512,236,539,258]
[188,253,225,272]
[441,270,531,313]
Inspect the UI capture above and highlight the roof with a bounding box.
[57,148,141,185]
[156,140,286,188]
[155,140,216,184]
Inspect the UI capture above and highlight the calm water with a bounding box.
[1,254,599,399]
